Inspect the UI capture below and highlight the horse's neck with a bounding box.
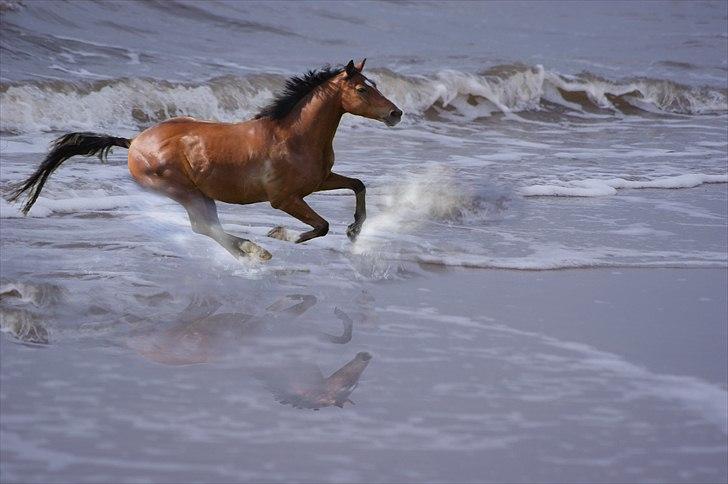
[289,88,343,154]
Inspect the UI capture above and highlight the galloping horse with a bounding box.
[8,59,402,260]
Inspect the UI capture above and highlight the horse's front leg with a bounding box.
[272,196,329,244]
[317,172,366,242]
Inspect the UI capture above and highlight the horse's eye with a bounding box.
[356,86,367,93]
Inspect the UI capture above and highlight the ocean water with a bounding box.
[1,1,727,482]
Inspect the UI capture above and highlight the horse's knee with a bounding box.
[185,201,220,237]
[351,179,365,194]
[190,221,211,236]
[295,220,329,244]
[317,221,329,236]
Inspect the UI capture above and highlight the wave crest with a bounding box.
[375,65,727,121]
[520,174,728,197]
[1,65,726,133]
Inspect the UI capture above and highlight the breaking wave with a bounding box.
[1,65,726,134]
[520,174,728,197]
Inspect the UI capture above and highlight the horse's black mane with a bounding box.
[255,66,343,120]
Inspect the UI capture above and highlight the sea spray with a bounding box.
[349,165,514,278]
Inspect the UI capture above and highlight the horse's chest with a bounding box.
[324,151,335,172]
[282,151,334,193]
[314,152,335,190]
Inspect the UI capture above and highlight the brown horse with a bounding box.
[8,59,402,260]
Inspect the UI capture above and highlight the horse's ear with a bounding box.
[356,58,366,72]
[345,60,357,78]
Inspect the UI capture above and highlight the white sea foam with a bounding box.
[413,252,727,271]
[520,174,728,197]
[0,197,29,218]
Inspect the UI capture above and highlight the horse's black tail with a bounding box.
[6,132,132,215]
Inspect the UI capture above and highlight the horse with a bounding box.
[7,59,402,261]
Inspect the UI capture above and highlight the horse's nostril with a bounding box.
[390,109,402,118]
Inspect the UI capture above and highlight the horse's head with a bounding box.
[339,59,402,126]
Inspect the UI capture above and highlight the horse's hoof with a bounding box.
[346,223,361,242]
[267,226,291,241]
[240,241,272,261]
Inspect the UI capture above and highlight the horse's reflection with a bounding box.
[126,294,371,409]
[0,307,49,346]
[0,285,51,346]
[127,296,255,365]
[257,352,371,410]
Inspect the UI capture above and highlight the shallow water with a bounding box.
[1,1,727,482]
[1,269,726,483]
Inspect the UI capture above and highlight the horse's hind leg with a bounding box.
[182,196,271,260]
[129,151,270,260]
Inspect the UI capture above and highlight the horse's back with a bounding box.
[161,116,197,123]
[133,116,236,139]
[127,117,272,204]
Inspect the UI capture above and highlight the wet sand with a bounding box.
[2,266,726,483]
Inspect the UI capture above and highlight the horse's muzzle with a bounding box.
[356,351,372,361]
[383,109,403,126]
